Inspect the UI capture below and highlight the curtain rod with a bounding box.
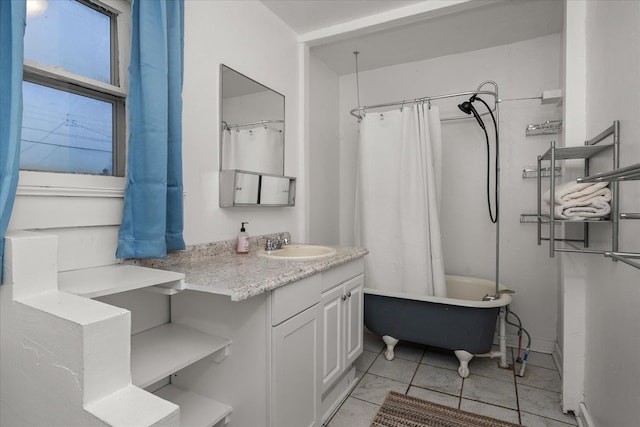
[222,119,284,131]
[349,89,498,121]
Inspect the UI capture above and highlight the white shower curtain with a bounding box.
[355,104,447,297]
[221,126,284,175]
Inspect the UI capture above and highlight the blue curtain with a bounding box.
[0,1,26,284]
[117,0,186,259]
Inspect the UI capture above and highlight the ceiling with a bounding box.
[261,0,565,76]
[261,0,425,34]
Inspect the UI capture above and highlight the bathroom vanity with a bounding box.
[129,236,368,427]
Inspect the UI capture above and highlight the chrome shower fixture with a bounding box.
[457,95,485,129]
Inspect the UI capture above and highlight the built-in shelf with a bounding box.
[131,323,231,389]
[58,264,185,298]
[155,385,232,427]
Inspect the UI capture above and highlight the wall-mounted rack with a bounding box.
[522,166,562,179]
[535,120,640,271]
[526,120,563,136]
[536,123,619,258]
[577,160,640,269]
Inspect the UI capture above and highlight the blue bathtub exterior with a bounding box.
[364,292,500,354]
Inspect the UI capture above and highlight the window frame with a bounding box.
[21,0,130,179]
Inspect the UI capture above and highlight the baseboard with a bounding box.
[576,402,595,427]
[553,341,563,378]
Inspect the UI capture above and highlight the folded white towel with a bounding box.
[550,198,611,220]
[543,181,610,205]
[543,181,612,220]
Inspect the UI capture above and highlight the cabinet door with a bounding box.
[320,284,344,393]
[344,275,364,367]
[272,304,320,427]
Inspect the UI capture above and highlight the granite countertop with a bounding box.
[128,233,368,301]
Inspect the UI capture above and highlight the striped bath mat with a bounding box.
[371,391,522,427]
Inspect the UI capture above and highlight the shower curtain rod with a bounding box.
[222,119,284,131]
[349,89,498,121]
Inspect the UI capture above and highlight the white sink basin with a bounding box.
[258,244,337,261]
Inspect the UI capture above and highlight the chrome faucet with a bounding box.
[264,234,288,251]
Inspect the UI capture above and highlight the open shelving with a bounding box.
[58,264,185,298]
[536,120,640,271]
[155,385,232,427]
[59,264,234,425]
[536,121,619,258]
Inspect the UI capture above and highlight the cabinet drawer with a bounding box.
[272,274,322,326]
[321,258,364,293]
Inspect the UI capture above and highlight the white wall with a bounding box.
[580,2,640,425]
[308,54,341,245]
[182,1,302,245]
[6,1,302,271]
[337,34,563,352]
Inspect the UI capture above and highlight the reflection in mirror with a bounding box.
[220,65,284,176]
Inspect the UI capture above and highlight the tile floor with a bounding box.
[325,332,577,427]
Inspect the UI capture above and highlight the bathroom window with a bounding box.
[21,0,129,176]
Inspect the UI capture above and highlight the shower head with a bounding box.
[458,97,485,130]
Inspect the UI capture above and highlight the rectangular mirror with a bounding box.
[220,64,284,175]
[220,64,295,207]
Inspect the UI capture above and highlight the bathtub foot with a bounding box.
[454,350,473,378]
[382,335,399,361]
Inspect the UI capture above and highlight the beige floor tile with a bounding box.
[520,411,578,427]
[412,364,463,396]
[353,350,378,373]
[516,365,561,393]
[460,399,520,424]
[516,351,557,370]
[327,397,379,427]
[363,333,384,353]
[351,373,408,405]
[461,375,518,410]
[421,348,460,371]
[468,355,515,383]
[368,354,419,383]
[518,384,577,425]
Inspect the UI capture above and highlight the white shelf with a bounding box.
[58,264,185,298]
[155,385,232,427]
[131,323,231,388]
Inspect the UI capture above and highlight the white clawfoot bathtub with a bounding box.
[364,275,513,378]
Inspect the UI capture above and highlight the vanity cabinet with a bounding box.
[272,304,321,427]
[270,274,322,427]
[320,274,364,393]
[269,259,364,427]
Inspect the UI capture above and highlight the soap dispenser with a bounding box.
[236,222,249,254]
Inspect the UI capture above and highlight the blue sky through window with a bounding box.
[21,0,115,175]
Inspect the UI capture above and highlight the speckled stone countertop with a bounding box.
[127,232,368,301]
